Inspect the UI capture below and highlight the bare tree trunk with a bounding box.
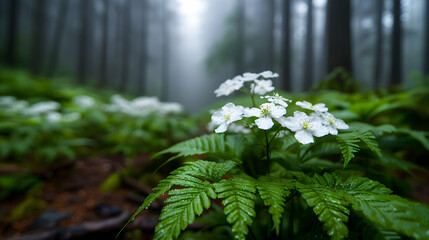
[267,0,275,70]
[5,0,19,67]
[138,0,149,94]
[77,0,92,84]
[98,0,109,88]
[281,0,291,90]
[47,0,69,77]
[374,0,384,87]
[31,0,46,76]
[424,0,429,76]
[161,0,170,100]
[390,0,402,85]
[326,0,352,89]
[304,0,314,90]
[119,0,132,91]
[235,0,245,74]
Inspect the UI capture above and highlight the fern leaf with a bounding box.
[152,134,226,161]
[214,176,257,240]
[296,173,350,240]
[155,181,216,240]
[341,176,429,240]
[337,131,381,167]
[398,128,429,151]
[120,160,236,238]
[256,176,293,235]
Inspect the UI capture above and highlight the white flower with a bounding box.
[72,95,95,108]
[228,123,251,134]
[63,112,81,122]
[214,78,244,97]
[211,103,244,133]
[259,70,279,78]
[280,111,329,144]
[23,101,61,116]
[159,102,183,115]
[241,72,260,81]
[244,103,286,130]
[251,80,275,95]
[296,101,328,112]
[45,111,62,122]
[262,93,291,108]
[313,112,349,135]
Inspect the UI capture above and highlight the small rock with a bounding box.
[94,203,121,218]
[28,208,72,231]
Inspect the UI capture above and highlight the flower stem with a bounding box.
[264,130,271,172]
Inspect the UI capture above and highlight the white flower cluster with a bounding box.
[0,96,81,123]
[210,72,349,144]
[103,95,183,117]
[214,71,279,97]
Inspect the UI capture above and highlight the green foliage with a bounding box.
[256,176,292,235]
[337,131,381,167]
[214,176,257,240]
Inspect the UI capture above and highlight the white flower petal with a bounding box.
[270,105,286,118]
[255,117,274,130]
[280,117,302,131]
[334,119,349,130]
[311,126,329,137]
[244,107,261,117]
[295,130,314,144]
[215,123,228,133]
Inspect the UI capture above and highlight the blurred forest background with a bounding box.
[0,0,428,112]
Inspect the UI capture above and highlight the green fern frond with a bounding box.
[341,176,429,240]
[296,173,350,240]
[152,134,226,161]
[256,176,293,235]
[398,128,429,151]
[337,131,381,167]
[155,181,216,240]
[119,160,237,239]
[214,176,257,240]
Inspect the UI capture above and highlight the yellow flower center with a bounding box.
[302,121,310,129]
[225,114,231,120]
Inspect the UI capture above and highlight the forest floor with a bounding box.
[1,155,429,240]
[0,156,173,240]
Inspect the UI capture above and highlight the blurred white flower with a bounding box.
[251,80,275,95]
[262,93,291,108]
[73,95,95,108]
[159,102,183,115]
[280,111,329,144]
[45,111,62,122]
[0,96,17,106]
[296,101,328,112]
[63,112,81,122]
[211,103,244,133]
[23,101,61,116]
[228,123,251,134]
[244,103,286,130]
[313,112,349,135]
[214,78,244,97]
[241,72,259,81]
[259,70,279,79]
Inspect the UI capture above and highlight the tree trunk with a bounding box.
[304,0,314,90]
[267,0,275,71]
[390,0,402,85]
[98,0,109,88]
[161,0,170,100]
[5,0,19,67]
[138,0,149,94]
[424,0,429,76]
[119,0,132,91]
[47,0,69,77]
[31,0,47,76]
[281,0,291,90]
[326,0,352,89]
[77,0,91,84]
[235,0,245,74]
[374,0,384,87]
